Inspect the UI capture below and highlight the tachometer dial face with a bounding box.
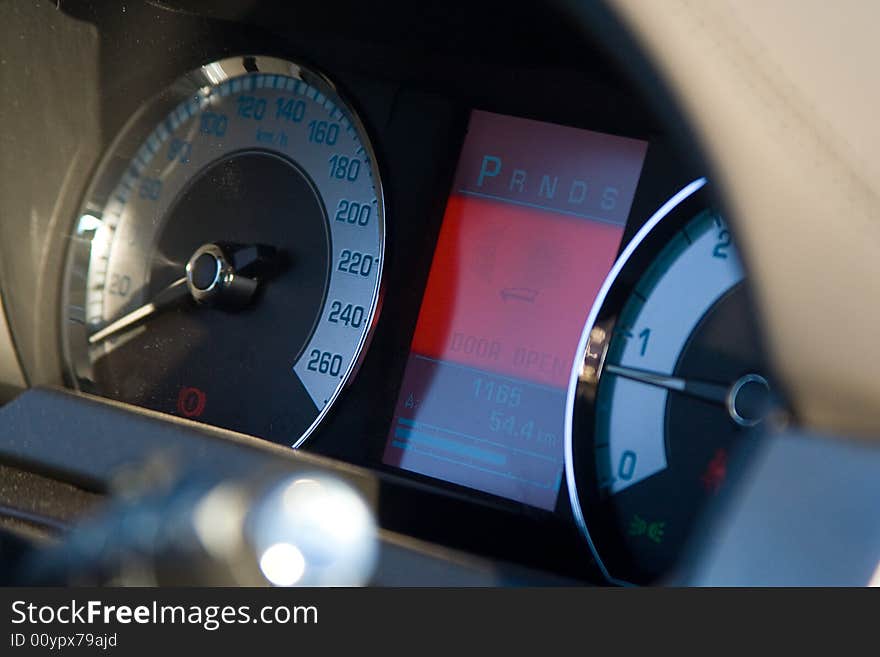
[63,56,385,448]
[566,182,774,584]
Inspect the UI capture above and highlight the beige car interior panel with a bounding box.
[609,0,880,435]
[0,296,25,393]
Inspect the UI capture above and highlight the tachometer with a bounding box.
[565,180,777,584]
[62,56,385,447]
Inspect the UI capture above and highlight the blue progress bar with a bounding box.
[398,416,559,462]
[393,427,506,466]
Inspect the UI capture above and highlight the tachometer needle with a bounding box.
[88,277,189,345]
[604,363,728,404]
[603,363,771,427]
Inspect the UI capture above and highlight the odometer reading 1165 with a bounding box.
[383,110,648,510]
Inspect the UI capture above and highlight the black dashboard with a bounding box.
[0,0,780,586]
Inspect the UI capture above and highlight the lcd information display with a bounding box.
[383,110,648,509]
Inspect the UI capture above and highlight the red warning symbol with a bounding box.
[177,386,207,418]
[701,448,728,494]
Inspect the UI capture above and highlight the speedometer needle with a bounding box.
[88,277,188,345]
[89,242,282,346]
[603,363,771,427]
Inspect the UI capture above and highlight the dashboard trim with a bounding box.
[0,291,26,394]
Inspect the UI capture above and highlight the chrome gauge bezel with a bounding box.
[563,178,709,585]
[62,55,386,449]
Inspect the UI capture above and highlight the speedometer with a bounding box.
[565,180,778,584]
[62,56,385,447]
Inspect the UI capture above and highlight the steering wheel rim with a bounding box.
[556,0,880,438]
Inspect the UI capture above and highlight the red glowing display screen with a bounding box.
[384,111,648,509]
[411,194,625,388]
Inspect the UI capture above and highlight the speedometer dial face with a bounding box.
[566,182,774,584]
[63,56,385,447]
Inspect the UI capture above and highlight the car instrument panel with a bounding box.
[0,1,774,584]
